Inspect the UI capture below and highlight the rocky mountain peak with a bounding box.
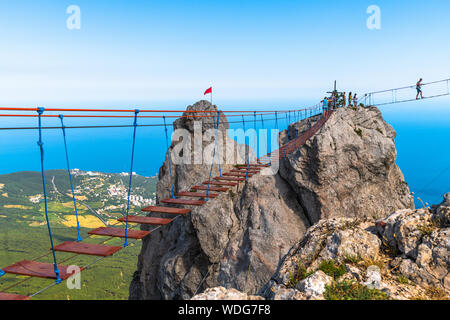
[129,104,432,301]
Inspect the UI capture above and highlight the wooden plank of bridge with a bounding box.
[88,227,150,239]
[236,164,269,168]
[176,192,219,198]
[118,216,173,225]
[231,169,260,174]
[141,206,191,215]
[223,172,253,177]
[202,181,238,187]
[54,241,122,257]
[0,292,31,300]
[2,260,84,280]
[214,176,245,182]
[191,185,229,192]
[161,198,206,206]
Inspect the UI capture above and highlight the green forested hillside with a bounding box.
[0,170,157,300]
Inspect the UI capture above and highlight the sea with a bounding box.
[0,100,448,208]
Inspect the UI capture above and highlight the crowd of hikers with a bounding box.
[322,91,358,111]
[322,78,425,111]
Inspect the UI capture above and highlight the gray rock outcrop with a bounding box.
[191,287,264,300]
[261,193,449,300]
[129,103,416,300]
[376,195,450,292]
[279,106,414,224]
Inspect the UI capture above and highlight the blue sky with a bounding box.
[0,0,449,108]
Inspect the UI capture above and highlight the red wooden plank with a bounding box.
[0,292,31,300]
[141,206,191,215]
[118,216,173,225]
[202,181,238,186]
[3,260,84,280]
[223,173,253,177]
[214,176,245,182]
[176,192,218,198]
[88,227,150,239]
[54,241,122,257]
[231,169,260,174]
[191,185,228,192]
[161,198,206,206]
[236,164,269,168]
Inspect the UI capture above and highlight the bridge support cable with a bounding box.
[205,114,221,202]
[59,115,82,242]
[216,111,222,178]
[37,108,62,284]
[124,110,140,248]
[163,116,176,199]
[358,78,450,106]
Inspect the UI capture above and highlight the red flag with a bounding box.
[204,87,212,95]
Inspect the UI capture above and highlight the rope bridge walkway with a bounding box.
[0,78,448,300]
[358,78,450,107]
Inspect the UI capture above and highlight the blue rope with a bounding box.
[245,136,250,180]
[37,108,61,284]
[241,115,247,165]
[253,111,257,159]
[275,111,278,129]
[260,114,268,164]
[272,111,279,166]
[216,111,222,177]
[59,115,82,242]
[0,269,4,277]
[124,110,139,248]
[206,115,221,201]
[163,116,175,199]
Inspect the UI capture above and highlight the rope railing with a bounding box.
[358,78,450,106]
[1,79,448,299]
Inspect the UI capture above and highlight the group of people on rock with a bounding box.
[322,91,358,111]
[321,78,425,111]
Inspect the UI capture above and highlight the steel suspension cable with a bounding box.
[206,115,221,202]
[123,110,140,248]
[37,108,62,284]
[163,116,176,199]
[217,111,222,178]
[59,115,82,242]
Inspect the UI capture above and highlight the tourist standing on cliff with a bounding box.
[416,78,424,100]
[348,92,353,107]
[330,93,335,109]
[322,97,329,113]
[353,94,358,107]
[342,92,346,108]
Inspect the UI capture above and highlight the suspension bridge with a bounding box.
[0,78,448,300]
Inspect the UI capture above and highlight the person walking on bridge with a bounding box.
[331,92,336,109]
[322,97,329,114]
[416,78,424,100]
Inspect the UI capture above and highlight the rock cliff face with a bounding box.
[129,102,415,300]
[279,106,414,224]
[194,194,449,300]
[257,193,449,300]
